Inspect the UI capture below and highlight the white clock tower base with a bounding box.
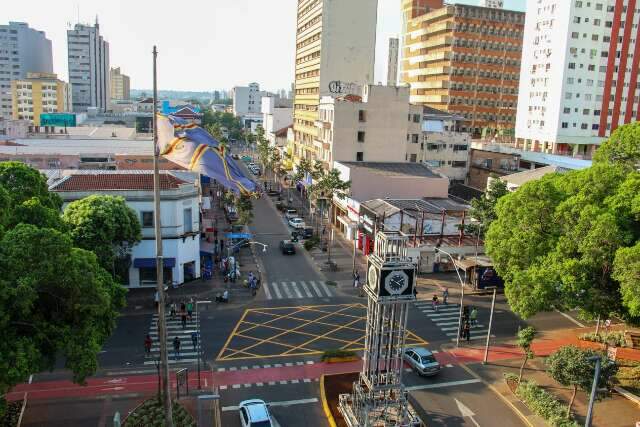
[338,232,422,426]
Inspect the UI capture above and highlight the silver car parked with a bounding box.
[403,347,441,376]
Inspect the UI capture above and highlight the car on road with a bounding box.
[403,347,441,376]
[288,217,306,229]
[239,399,277,427]
[279,240,296,255]
[284,209,298,219]
[242,156,252,163]
[301,227,314,239]
[231,154,240,160]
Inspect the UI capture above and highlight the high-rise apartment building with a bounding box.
[292,0,378,166]
[479,0,504,8]
[0,22,53,120]
[232,83,265,116]
[67,21,110,112]
[400,4,524,137]
[387,38,400,86]
[11,72,71,125]
[516,0,640,159]
[110,67,130,101]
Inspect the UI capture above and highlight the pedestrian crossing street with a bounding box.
[145,312,200,365]
[413,300,492,342]
[263,280,334,300]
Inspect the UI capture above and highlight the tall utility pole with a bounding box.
[152,45,174,427]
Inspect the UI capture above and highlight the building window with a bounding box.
[183,208,192,233]
[413,114,420,123]
[453,144,468,151]
[562,122,569,128]
[357,131,365,142]
[451,161,467,168]
[142,211,154,228]
[356,152,364,161]
[409,154,417,162]
[411,134,419,144]
[358,110,366,122]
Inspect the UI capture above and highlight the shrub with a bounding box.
[320,349,357,361]
[616,365,640,392]
[304,236,320,251]
[123,399,195,427]
[515,381,579,427]
[579,331,627,347]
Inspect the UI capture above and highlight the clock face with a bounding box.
[384,270,409,295]
[368,264,378,289]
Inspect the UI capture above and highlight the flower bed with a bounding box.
[579,331,627,347]
[321,349,358,363]
[123,399,195,427]
[504,374,579,427]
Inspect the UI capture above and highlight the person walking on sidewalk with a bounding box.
[191,331,198,351]
[353,271,360,288]
[432,295,439,312]
[470,307,478,326]
[186,299,194,322]
[181,311,187,329]
[170,302,177,320]
[144,334,152,355]
[463,321,471,343]
[442,287,449,305]
[173,336,181,360]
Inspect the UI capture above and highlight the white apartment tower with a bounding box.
[232,83,264,116]
[0,22,53,120]
[387,38,399,86]
[479,0,504,8]
[516,0,640,159]
[67,20,110,112]
[292,0,378,166]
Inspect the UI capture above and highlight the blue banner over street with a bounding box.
[156,114,256,195]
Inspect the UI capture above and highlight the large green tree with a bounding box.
[593,121,640,168]
[486,162,640,320]
[466,176,509,239]
[62,195,141,280]
[0,224,126,404]
[0,161,61,210]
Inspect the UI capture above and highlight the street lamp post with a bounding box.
[435,246,466,347]
[585,356,602,427]
[483,287,497,364]
[196,300,212,389]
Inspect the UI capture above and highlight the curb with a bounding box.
[457,362,535,427]
[614,385,640,407]
[319,375,338,427]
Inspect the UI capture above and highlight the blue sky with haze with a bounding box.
[4,0,525,92]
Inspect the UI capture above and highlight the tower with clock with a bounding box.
[339,231,421,426]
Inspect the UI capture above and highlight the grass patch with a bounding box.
[512,379,579,427]
[304,237,320,251]
[320,349,356,362]
[123,399,195,427]
[616,363,640,395]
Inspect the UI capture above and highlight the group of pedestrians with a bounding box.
[172,332,198,361]
[169,298,195,329]
[459,305,478,342]
[430,287,449,312]
[246,272,260,296]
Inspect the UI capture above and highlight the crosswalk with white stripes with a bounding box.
[263,280,334,300]
[145,313,200,365]
[413,300,493,342]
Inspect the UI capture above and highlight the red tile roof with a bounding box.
[274,125,292,138]
[51,173,187,192]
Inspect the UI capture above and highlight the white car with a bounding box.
[239,399,277,427]
[288,217,306,229]
[284,209,298,219]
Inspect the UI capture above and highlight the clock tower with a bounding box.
[338,232,421,426]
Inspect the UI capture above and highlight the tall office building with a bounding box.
[11,73,71,125]
[387,38,399,86]
[67,20,110,112]
[479,0,504,8]
[516,0,640,159]
[110,67,130,101]
[232,83,265,116]
[0,22,53,120]
[400,4,524,137]
[292,0,378,166]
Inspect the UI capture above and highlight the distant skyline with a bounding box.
[4,0,526,94]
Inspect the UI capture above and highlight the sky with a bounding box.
[4,0,525,93]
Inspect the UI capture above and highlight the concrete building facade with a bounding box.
[479,0,504,8]
[110,67,130,101]
[11,73,71,125]
[387,38,400,86]
[261,96,293,156]
[400,3,524,137]
[232,83,264,116]
[515,0,640,160]
[0,22,53,120]
[67,21,110,112]
[292,0,378,166]
[316,85,422,166]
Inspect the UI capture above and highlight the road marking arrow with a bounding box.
[106,378,125,384]
[100,386,125,392]
[455,398,480,427]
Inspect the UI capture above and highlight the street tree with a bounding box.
[309,168,351,264]
[486,162,640,320]
[517,326,536,383]
[613,242,640,317]
[236,194,254,225]
[0,161,61,210]
[62,195,142,282]
[10,197,65,231]
[292,159,313,210]
[546,346,617,418]
[0,224,126,414]
[593,121,640,168]
[466,176,508,239]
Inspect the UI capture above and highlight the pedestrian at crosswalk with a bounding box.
[144,334,152,355]
[173,336,181,361]
[442,287,449,305]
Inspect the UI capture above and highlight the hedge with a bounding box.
[514,380,579,427]
[320,349,357,361]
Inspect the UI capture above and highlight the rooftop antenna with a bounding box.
[95,14,99,29]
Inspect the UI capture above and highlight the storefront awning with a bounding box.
[337,215,356,227]
[133,258,176,268]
